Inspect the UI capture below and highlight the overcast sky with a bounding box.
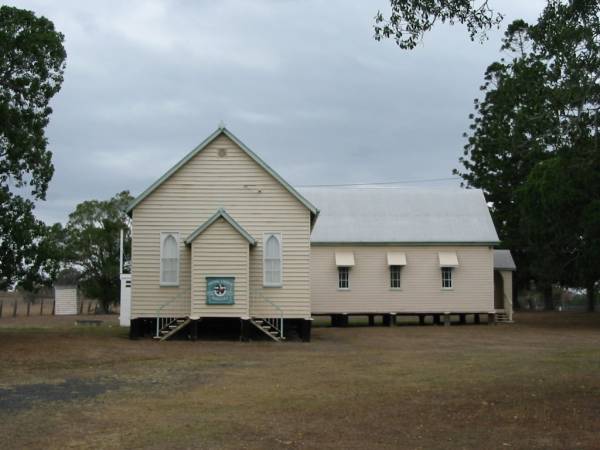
[8,0,546,224]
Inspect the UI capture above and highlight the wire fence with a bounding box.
[0,296,113,318]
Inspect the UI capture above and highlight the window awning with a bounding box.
[438,252,459,267]
[335,251,355,267]
[387,252,407,266]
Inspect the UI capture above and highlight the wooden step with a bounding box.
[158,318,192,341]
[249,318,283,342]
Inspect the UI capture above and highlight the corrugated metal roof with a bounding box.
[297,187,500,244]
[494,249,516,271]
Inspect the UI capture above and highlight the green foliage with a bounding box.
[0,189,45,290]
[63,191,133,312]
[0,5,66,199]
[16,221,68,293]
[0,6,66,289]
[454,17,558,287]
[457,0,600,309]
[374,0,503,49]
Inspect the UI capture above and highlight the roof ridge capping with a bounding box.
[185,208,256,245]
[126,125,319,216]
[295,185,484,192]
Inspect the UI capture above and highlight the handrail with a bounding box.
[250,289,284,339]
[155,291,187,337]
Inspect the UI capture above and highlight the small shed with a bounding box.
[53,270,81,316]
[54,284,79,315]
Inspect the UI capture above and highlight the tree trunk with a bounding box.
[586,282,596,313]
[543,285,554,311]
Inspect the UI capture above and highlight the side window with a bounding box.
[390,265,401,288]
[160,232,179,286]
[338,267,349,289]
[263,233,282,287]
[441,267,453,289]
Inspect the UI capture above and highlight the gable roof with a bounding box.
[185,208,256,245]
[126,126,319,216]
[494,249,516,271]
[297,187,500,244]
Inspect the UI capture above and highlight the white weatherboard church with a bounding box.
[123,126,515,341]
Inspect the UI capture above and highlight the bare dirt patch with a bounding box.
[0,378,116,413]
[0,312,599,449]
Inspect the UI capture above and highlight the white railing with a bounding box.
[156,316,178,338]
[155,292,187,338]
[250,290,284,339]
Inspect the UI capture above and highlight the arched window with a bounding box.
[263,233,282,287]
[160,232,179,285]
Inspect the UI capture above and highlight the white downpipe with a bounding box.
[119,229,124,275]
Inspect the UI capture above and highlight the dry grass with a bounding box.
[0,312,599,449]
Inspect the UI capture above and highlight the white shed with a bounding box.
[54,285,79,315]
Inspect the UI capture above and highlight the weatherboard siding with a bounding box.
[130,134,312,319]
[190,218,249,318]
[310,245,494,314]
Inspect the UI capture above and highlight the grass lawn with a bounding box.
[0,312,599,449]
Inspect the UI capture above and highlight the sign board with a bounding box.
[206,277,235,305]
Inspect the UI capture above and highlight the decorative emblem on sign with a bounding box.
[206,277,235,305]
[213,283,227,297]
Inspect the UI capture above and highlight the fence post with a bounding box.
[13,299,17,317]
[79,300,84,315]
[52,300,55,315]
[26,301,30,317]
[0,299,3,318]
[40,298,44,315]
[87,301,92,314]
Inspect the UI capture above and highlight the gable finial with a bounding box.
[218,120,226,130]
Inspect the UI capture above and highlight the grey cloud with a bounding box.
[6,0,547,224]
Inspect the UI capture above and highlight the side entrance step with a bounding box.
[249,318,285,342]
[154,318,191,341]
[496,312,513,323]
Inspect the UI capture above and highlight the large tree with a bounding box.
[374,0,504,49]
[519,153,600,311]
[0,6,66,288]
[453,20,559,303]
[64,191,132,312]
[0,192,46,290]
[456,0,600,310]
[518,0,600,311]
